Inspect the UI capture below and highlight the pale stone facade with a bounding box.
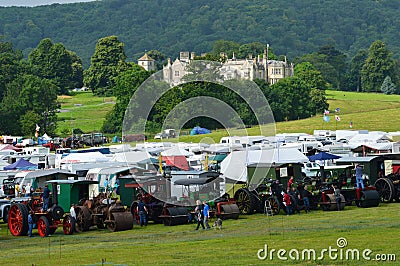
[138,53,155,71]
[162,50,293,86]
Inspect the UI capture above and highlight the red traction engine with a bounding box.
[8,184,74,237]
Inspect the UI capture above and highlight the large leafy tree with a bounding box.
[295,44,347,90]
[0,74,58,135]
[268,77,313,121]
[102,63,150,133]
[0,40,24,101]
[84,36,129,96]
[294,62,327,90]
[317,44,347,89]
[28,38,83,94]
[347,50,368,92]
[361,40,396,92]
[294,62,328,114]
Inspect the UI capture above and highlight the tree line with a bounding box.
[0,35,398,136]
[0,0,399,69]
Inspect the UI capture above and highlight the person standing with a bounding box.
[25,183,31,197]
[136,199,148,226]
[70,204,77,232]
[287,177,294,190]
[333,185,342,211]
[203,201,211,230]
[194,200,204,230]
[300,185,311,213]
[42,184,50,212]
[15,182,20,197]
[289,186,300,214]
[28,211,34,237]
[282,191,292,215]
[355,164,364,189]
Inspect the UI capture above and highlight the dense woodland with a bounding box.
[0,0,399,67]
[1,0,400,136]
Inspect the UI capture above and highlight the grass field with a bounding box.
[56,90,400,141]
[1,203,399,265]
[57,92,116,136]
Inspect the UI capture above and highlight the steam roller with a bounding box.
[320,194,346,211]
[105,205,133,232]
[355,190,380,208]
[161,206,189,226]
[216,203,240,220]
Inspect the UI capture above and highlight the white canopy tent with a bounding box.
[60,151,110,164]
[220,148,309,183]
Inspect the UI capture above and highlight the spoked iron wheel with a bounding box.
[267,196,281,215]
[63,215,74,235]
[37,216,50,237]
[234,188,256,214]
[8,203,28,236]
[75,206,91,232]
[374,178,395,203]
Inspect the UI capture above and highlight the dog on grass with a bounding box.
[213,218,222,230]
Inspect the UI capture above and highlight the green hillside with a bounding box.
[57,92,115,135]
[59,90,400,139]
[0,0,399,67]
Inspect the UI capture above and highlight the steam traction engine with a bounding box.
[8,182,74,237]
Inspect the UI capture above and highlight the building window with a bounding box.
[174,71,180,77]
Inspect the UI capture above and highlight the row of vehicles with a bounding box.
[1,164,240,237]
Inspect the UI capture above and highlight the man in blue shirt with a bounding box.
[42,185,51,212]
[28,211,34,237]
[136,199,148,226]
[203,201,210,230]
[355,165,364,189]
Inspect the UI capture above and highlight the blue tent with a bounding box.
[190,126,211,135]
[3,158,38,170]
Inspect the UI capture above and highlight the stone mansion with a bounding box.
[138,50,294,86]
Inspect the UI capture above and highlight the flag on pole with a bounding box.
[324,109,330,115]
[158,154,163,174]
[204,154,209,171]
[349,121,353,128]
[323,115,330,122]
[335,115,341,121]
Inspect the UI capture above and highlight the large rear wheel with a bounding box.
[75,206,91,232]
[266,196,281,215]
[8,203,28,236]
[63,215,74,235]
[234,188,257,214]
[374,178,395,203]
[37,216,50,237]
